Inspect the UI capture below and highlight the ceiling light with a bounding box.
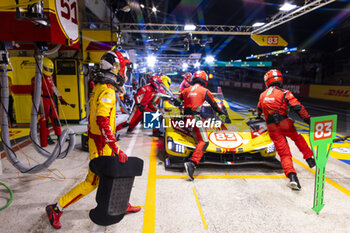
[121,5,131,12]
[182,63,188,71]
[252,22,265,27]
[140,4,145,8]
[152,7,157,12]
[205,55,215,64]
[194,61,200,68]
[147,55,156,68]
[184,24,196,31]
[280,3,297,12]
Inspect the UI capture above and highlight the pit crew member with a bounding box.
[45,51,140,229]
[179,72,192,92]
[176,70,225,181]
[257,69,316,191]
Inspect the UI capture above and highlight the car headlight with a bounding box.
[167,136,185,154]
[266,143,276,154]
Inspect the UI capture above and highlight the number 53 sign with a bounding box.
[309,115,337,214]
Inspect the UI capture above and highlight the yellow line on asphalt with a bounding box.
[192,187,208,230]
[142,138,158,233]
[156,174,286,179]
[293,157,350,197]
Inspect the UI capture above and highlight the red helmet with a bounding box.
[114,51,129,78]
[264,69,283,87]
[182,72,192,82]
[149,75,163,89]
[192,70,208,86]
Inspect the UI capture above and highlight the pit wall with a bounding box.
[218,81,350,103]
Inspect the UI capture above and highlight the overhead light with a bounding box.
[194,61,200,68]
[121,5,131,12]
[147,55,156,68]
[205,55,215,64]
[140,4,145,8]
[252,22,265,27]
[152,7,157,12]
[182,63,188,71]
[280,3,297,12]
[184,24,196,31]
[301,49,306,52]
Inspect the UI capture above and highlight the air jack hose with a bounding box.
[0,182,13,210]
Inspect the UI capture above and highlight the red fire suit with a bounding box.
[257,86,313,177]
[116,84,161,131]
[31,75,67,145]
[179,79,191,92]
[178,84,223,165]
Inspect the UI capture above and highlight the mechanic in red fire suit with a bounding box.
[257,69,316,190]
[116,75,164,133]
[45,51,140,230]
[176,70,225,181]
[31,57,69,146]
[179,72,192,92]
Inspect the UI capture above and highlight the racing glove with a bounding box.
[96,116,128,163]
[304,117,311,125]
[59,96,69,105]
[137,104,145,112]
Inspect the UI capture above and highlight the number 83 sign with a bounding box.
[310,115,337,145]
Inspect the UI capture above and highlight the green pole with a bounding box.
[309,115,337,214]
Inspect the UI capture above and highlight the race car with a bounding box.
[159,88,281,169]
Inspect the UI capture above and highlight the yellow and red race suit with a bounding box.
[58,83,127,209]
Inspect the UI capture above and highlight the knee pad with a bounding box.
[89,156,143,226]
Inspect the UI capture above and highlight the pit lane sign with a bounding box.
[55,0,79,45]
[309,115,337,214]
[251,34,288,47]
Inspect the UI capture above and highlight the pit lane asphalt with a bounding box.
[0,84,349,233]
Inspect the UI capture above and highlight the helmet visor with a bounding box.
[43,66,53,74]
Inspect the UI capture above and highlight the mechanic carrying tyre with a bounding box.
[116,75,166,134]
[45,50,140,229]
[257,69,316,191]
[175,70,225,181]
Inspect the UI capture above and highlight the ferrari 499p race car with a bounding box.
[159,88,281,169]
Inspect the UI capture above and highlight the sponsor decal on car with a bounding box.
[209,131,243,149]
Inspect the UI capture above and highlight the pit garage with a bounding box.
[0,1,350,233]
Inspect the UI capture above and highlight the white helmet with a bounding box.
[99,51,125,87]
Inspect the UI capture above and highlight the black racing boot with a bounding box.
[47,136,55,145]
[288,172,301,191]
[127,128,133,133]
[184,161,196,181]
[306,158,316,168]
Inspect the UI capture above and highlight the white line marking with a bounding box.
[125,126,141,155]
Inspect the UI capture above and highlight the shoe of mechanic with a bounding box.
[126,203,141,214]
[288,172,301,191]
[306,157,316,168]
[47,136,55,145]
[184,161,196,181]
[46,204,63,229]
